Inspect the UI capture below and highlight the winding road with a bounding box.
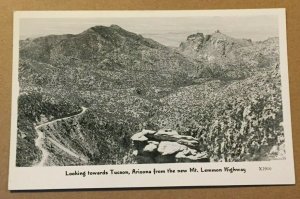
[34,107,88,167]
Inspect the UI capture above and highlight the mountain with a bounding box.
[20,25,197,74]
[179,30,253,60]
[178,31,279,79]
[19,27,279,89]
[19,25,206,103]
[16,25,284,166]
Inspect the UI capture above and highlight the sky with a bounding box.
[20,15,278,47]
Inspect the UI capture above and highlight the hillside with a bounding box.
[16,25,284,166]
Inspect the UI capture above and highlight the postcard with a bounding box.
[9,9,295,190]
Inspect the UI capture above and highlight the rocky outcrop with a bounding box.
[131,129,209,163]
[179,30,252,60]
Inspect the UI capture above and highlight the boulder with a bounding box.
[175,151,189,162]
[157,141,187,155]
[153,129,199,148]
[153,129,179,141]
[182,148,198,156]
[176,151,209,162]
[131,129,209,164]
[141,129,156,136]
[143,142,158,153]
[131,132,148,142]
[131,132,149,152]
[195,151,209,160]
[177,139,199,149]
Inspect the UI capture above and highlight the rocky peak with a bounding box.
[179,30,253,58]
[131,129,209,163]
[88,25,119,34]
[85,24,130,37]
[187,33,204,41]
[210,31,241,43]
[184,30,223,43]
[109,24,123,30]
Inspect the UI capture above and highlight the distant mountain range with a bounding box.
[20,24,279,84]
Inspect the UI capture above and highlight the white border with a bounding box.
[9,9,295,190]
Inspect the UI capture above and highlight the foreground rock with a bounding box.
[131,129,209,163]
[158,141,188,155]
[153,129,199,148]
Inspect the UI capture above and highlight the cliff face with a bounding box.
[131,129,209,163]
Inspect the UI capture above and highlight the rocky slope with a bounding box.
[16,92,82,166]
[34,107,89,166]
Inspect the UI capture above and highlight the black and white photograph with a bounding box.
[9,9,295,190]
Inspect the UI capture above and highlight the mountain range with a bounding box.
[16,24,283,166]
